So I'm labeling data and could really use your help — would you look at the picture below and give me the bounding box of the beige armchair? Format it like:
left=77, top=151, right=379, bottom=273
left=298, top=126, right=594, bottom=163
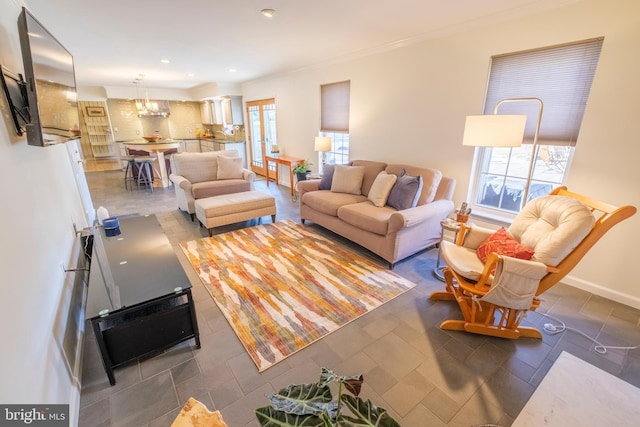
left=429, top=187, right=636, bottom=339
left=169, top=150, right=256, bottom=220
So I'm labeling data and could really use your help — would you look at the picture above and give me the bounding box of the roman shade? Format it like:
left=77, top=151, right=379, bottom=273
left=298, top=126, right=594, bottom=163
left=485, top=38, right=603, bottom=146
left=320, top=80, right=350, bottom=132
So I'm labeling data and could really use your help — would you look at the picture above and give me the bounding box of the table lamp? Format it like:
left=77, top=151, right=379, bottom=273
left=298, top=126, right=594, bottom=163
left=314, top=136, right=332, bottom=171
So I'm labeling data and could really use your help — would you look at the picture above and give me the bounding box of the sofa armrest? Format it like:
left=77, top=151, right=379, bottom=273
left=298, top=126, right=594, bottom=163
left=242, top=168, right=256, bottom=183
left=297, top=180, right=321, bottom=200
left=388, top=199, right=455, bottom=233
left=170, top=174, right=192, bottom=190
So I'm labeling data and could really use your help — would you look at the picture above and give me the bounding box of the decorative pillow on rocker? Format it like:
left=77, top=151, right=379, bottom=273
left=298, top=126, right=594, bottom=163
left=476, top=227, right=535, bottom=264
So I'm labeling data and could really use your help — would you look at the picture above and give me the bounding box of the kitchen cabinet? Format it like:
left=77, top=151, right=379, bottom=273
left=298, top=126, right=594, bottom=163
left=182, top=139, right=201, bottom=152
left=200, top=138, right=246, bottom=168
left=200, top=100, right=223, bottom=125
left=222, top=96, right=244, bottom=125
left=200, top=101, right=214, bottom=124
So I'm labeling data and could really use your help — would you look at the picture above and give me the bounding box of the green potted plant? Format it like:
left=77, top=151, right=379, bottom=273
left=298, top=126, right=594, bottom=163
left=292, top=160, right=312, bottom=181
left=255, top=367, right=401, bottom=427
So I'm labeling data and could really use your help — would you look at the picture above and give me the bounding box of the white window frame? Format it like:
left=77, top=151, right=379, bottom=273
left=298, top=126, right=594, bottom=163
left=319, top=131, right=350, bottom=166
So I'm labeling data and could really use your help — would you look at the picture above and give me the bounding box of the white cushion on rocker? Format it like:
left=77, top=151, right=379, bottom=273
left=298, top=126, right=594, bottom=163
left=508, top=195, right=595, bottom=267
left=441, top=240, right=487, bottom=282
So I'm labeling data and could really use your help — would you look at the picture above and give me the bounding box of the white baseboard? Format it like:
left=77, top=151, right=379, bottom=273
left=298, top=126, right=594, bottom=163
left=562, top=274, right=640, bottom=310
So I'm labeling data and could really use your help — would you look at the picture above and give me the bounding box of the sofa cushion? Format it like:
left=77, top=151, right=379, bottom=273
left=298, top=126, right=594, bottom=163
left=387, top=169, right=423, bottom=211
left=337, top=202, right=396, bottom=236
left=172, top=150, right=239, bottom=183
left=318, top=162, right=353, bottom=190
left=191, top=179, right=251, bottom=199
left=216, top=155, right=243, bottom=179
left=301, top=190, right=367, bottom=217
left=331, top=165, right=366, bottom=195
left=385, top=164, right=443, bottom=205
left=367, top=171, right=397, bottom=207
left=351, top=160, right=388, bottom=196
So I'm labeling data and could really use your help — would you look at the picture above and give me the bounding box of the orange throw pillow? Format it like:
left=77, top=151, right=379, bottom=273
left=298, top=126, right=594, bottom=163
left=477, top=227, right=535, bottom=264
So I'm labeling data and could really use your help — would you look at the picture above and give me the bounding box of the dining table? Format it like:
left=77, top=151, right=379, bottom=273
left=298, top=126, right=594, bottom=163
left=123, top=139, right=183, bottom=187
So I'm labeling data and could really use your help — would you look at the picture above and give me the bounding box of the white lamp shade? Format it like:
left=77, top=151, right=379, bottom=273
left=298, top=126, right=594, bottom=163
left=314, top=136, right=332, bottom=152
left=462, top=115, right=527, bottom=147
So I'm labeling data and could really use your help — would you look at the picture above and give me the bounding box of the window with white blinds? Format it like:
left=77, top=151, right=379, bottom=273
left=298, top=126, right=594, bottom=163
left=470, top=38, right=603, bottom=215
left=485, top=38, right=603, bottom=146
left=320, top=80, right=350, bottom=132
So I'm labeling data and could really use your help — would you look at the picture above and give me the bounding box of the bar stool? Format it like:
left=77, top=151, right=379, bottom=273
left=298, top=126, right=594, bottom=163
left=134, top=156, right=159, bottom=192
left=121, top=155, right=137, bottom=191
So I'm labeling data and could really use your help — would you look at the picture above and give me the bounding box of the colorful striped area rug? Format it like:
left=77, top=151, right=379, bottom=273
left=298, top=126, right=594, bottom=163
left=179, top=220, right=416, bottom=372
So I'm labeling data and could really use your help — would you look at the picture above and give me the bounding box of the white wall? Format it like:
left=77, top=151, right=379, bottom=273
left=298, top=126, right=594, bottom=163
left=242, top=0, right=640, bottom=308
left=0, top=2, right=637, bottom=421
left=0, top=0, right=89, bottom=423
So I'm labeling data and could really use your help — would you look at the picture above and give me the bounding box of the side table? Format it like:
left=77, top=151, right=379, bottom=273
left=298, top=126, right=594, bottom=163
left=264, top=155, right=304, bottom=197
left=433, top=218, right=465, bottom=281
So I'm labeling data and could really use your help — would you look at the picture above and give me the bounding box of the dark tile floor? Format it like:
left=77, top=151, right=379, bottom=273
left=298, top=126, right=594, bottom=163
left=79, top=169, right=640, bottom=427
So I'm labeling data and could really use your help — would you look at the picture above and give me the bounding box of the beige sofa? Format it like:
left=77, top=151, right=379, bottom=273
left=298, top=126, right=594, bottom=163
left=298, top=160, right=455, bottom=268
left=169, top=150, right=256, bottom=220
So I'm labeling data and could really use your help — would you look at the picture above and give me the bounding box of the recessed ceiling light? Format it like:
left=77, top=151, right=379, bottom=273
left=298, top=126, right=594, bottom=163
left=160, top=59, right=170, bottom=64
left=187, top=73, right=195, bottom=77
left=229, top=68, right=237, bottom=73
left=261, top=8, right=275, bottom=18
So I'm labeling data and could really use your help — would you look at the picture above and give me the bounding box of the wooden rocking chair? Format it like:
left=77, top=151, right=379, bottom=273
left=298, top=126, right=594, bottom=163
left=429, top=187, right=636, bottom=339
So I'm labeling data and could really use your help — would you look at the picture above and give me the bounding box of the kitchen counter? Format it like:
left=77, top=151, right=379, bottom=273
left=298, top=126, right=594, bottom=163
left=116, top=138, right=184, bottom=144
left=198, top=138, right=246, bottom=143
left=116, top=138, right=248, bottom=167
left=116, top=138, right=246, bottom=144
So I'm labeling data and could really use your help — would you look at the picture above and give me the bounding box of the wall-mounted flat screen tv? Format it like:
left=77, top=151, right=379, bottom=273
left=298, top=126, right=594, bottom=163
left=18, top=7, right=80, bottom=147
left=0, top=65, right=30, bottom=136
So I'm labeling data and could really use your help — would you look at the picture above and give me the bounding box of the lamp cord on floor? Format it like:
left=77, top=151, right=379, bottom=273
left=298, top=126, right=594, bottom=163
left=540, top=312, right=640, bottom=354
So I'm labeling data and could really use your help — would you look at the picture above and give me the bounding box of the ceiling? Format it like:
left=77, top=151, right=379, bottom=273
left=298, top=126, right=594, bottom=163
left=19, top=0, right=578, bottom=91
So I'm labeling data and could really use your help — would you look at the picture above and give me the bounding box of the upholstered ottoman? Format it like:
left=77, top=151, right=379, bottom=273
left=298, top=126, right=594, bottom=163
left=195, top=190, right=276, bottom=236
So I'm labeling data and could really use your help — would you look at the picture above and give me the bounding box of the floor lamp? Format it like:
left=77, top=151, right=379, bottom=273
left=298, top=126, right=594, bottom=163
left=314, top=136, right=332, bottom=172
left=464, top=97, right=543, bottom=209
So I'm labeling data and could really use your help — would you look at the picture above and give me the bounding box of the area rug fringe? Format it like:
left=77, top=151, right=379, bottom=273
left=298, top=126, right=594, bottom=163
left=180, top=220, right=416, bottom=371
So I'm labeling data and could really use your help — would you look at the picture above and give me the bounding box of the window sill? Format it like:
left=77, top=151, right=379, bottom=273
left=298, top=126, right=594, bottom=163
left=467, top=207, right=516, bottom=229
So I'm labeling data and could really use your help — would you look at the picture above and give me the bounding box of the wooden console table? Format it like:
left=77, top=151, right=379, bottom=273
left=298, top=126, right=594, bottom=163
left=264, top=155, right=304, bottom=196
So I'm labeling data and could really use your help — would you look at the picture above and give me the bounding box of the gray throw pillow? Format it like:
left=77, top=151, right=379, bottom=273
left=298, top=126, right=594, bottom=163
left=318, top=164, right=335, bottom=190
left=387, top=169, right=424, bottom=210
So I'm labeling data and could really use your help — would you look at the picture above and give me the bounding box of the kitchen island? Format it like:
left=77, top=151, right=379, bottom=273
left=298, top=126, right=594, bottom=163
left=122, top=139, right=183, bottom=187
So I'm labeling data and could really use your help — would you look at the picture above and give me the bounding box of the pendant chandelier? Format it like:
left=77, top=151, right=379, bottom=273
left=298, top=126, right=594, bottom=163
left=133, top=74, right=159, bottom=115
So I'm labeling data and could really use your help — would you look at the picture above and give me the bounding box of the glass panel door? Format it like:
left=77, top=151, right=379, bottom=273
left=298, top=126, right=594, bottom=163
left=246, top=98, right=276, bottom=178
